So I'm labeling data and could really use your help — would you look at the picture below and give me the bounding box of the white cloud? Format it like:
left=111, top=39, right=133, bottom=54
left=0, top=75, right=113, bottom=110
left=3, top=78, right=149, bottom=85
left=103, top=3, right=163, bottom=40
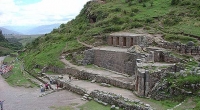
left=0, top=0, right=90, bottom=26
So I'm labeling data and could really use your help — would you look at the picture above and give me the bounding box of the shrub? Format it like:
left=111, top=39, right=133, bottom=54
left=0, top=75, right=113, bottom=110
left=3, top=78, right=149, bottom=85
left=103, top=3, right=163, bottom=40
left=171, top=0, right=180, bottom=5
left=131, top=8, right=139, bottom=13
left=111, top=16, right=124, bottom=24
left=163, top=16, right=182, bottom=26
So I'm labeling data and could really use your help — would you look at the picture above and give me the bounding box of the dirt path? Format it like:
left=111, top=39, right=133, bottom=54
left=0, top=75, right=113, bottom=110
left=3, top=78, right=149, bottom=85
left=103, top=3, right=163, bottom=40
left=77, top=37, right=93, bottom=48
left=0, top=57, right=86, bottom=110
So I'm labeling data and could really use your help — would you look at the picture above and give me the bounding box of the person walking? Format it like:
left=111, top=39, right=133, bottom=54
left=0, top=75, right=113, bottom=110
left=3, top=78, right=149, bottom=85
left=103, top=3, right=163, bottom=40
left=0, top=100, right=5, bottom=110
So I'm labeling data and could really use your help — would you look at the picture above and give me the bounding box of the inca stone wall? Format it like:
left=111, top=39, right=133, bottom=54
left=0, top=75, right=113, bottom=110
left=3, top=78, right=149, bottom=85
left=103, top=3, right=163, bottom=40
left=158, top=41, right=200, bottom=55
left=154, top=50, right=181, bottom=63
left=93, top=49, right=137, bottom=75
left=45, top=66, right=135, bottom=90
left=55, top=79, right=87, bottom=96
left=90, top=90, right=149, bottom=110
left=135, top=65, right=183, bottom=97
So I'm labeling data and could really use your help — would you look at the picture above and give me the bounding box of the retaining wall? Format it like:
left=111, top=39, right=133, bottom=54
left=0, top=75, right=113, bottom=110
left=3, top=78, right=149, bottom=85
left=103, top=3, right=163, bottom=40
left=45, top=66, right=135, bottom=90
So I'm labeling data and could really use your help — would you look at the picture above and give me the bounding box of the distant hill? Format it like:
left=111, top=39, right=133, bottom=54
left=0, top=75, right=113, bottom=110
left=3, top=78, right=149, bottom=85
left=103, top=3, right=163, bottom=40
left=4, top=24, right=61, bottom=35
left=24, top=24, right=61, bottom=35
left=0, top=29, right=23, bottom=56
left=0, top=27, right=22, bottom=35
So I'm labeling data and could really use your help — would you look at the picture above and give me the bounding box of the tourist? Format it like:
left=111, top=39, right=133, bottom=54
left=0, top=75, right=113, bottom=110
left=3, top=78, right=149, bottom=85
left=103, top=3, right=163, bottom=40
left=56, top=82, right=59, bottom=89
left=0, top=100, right=4, bottom=110
left=40, top=84, right=45, bottom=92
left=45, top=83, right=49, bottom=90
left=49, top=77, right=53, bottom=84
left=69, top=75, right=72, bottom=82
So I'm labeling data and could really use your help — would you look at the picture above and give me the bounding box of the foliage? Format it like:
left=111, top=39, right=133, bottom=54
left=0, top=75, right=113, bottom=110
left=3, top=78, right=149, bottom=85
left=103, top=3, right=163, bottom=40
left=5, top=56, right=37, bottom=87
left=164, top=34, right=198, bottom=44
left=78, top=100, right=122, bottom=110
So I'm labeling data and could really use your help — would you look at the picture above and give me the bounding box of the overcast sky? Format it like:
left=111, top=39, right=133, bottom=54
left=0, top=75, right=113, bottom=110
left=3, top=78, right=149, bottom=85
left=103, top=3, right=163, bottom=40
left=0, top=0, right=90, bottom=27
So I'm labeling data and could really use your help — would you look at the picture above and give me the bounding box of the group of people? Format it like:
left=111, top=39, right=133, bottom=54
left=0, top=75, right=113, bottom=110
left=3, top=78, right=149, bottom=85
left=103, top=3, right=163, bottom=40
left=40, top=82, right=51, bottom=92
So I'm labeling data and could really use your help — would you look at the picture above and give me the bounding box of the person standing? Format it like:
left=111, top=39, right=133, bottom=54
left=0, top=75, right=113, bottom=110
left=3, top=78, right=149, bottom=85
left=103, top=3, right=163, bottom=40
left=0, top=100, right=4, bottom=110
left=69, top=75, right=71, bottom=82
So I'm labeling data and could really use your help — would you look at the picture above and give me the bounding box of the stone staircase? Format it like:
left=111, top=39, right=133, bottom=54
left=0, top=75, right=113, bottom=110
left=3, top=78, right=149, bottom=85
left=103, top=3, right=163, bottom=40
left=41, top=74, right=154, bottom=110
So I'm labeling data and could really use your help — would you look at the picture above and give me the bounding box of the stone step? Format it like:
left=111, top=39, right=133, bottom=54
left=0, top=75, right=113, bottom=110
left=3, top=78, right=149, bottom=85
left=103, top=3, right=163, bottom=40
left=44, top=74, right=155, bottom=109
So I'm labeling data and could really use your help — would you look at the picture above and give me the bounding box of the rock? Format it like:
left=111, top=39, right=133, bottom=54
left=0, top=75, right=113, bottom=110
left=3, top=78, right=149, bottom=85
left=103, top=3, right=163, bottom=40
left=58, top=75, right=63, bottom=79
left=111, top=105, right=115, bottom=110
left=145, top=104, right=150, bottom=107
left=179, top=70, right=185, bottom=76
left=83, top=96, right=88, bottom=99
left=187, top=41, right=195, bottom=47
left=115, top=107, right=119, bottom=109
left=102, top=102, right=108, bottom=106
left=128, top=45, right=143, bottom=53
left=134, top=99, right=140, bottom=103
left=124, top=98, right=128, bottom=102
left=84, top=94, right=89, bottom=97
left=94, top=98, right=98, bottom=102
left=91, top=79, right=96, bottom=83
left=88, top=97, right=92, bottom=101
left=81, top=98, right=87, bottom=101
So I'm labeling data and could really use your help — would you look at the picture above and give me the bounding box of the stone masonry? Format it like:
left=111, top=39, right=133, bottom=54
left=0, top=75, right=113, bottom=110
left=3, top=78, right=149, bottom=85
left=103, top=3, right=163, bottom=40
left=107, top=32, right=147, bottom=48
left=94, top=49, right=137, bottom=76
left=82, top=48, right=137, bottom=76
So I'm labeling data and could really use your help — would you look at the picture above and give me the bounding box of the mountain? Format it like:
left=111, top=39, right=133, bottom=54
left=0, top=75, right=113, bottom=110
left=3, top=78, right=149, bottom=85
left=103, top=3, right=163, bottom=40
left=0, top=27, right=22, bottom=35
left=24, top=24, right=61, bottom=35
left=4, top=24, right=61, bottom=35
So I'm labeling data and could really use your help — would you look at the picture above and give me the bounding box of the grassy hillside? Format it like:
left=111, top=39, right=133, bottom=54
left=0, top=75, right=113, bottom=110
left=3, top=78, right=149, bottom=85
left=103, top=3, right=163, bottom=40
left=0, top=30, right=23, bottom=56
left=20, top=0, right=200, bottom=69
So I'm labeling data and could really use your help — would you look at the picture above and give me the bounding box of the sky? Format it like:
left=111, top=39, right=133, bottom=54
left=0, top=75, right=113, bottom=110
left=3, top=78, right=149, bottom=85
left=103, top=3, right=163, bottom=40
left=0, top=0, right=90, bottom=27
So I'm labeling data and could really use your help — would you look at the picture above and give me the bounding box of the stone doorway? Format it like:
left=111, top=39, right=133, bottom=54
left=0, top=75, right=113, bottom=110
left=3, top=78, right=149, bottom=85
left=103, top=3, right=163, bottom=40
left=131, top=38, right=133, bottom=46
left=116, top=37, right=119, bottom=45
left=111, top=37, right=113, bottom=45
left=159, top=52, right=164, bottom=62
left=123, top=37, right=126, bottom=46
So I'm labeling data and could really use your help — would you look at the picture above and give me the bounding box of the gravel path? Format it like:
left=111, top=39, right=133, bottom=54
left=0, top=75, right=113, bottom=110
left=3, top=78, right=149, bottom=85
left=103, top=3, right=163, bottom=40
left=0, top=57, right=86, bottom=110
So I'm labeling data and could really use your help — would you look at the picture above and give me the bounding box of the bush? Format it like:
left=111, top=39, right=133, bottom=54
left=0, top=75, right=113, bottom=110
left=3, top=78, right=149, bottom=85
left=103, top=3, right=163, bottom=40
left=163, top=16, right=182, bottom=26
left=103, top=26, right=121, bottom=33
left=111, top=16, right=124, bottom=24
left=171, top=0, right=180, bottom=5
left=131, top=8, right=139, bottom=13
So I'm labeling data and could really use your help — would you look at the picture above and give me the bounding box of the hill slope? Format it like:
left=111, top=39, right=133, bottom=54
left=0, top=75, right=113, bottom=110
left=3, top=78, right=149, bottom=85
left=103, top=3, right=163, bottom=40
left=21, top=0, right=200, bottom=68
left=19, top=0, right=200, bottom=109
left=0, top=30, right=23, bottom=56
left=0, top=27, right=22, bottom=35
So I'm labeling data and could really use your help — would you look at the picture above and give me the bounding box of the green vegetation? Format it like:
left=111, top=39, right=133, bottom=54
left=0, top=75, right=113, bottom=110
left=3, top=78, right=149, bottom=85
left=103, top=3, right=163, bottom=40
left=49, top=106, right=73, bottom=110
left=78, top=100, right=122, bottom=110
left=5, top=56, right=37, bottom=88
left=3, top=55, right=15, bottom=64
left=0, top=30, right=23, bottom=56
left=148, top=99, right=179, bottom=109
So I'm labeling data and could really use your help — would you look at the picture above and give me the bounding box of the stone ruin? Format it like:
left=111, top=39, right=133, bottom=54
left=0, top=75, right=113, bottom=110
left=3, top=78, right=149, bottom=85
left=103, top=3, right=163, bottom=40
left=81, top=32, right=187, bottom=97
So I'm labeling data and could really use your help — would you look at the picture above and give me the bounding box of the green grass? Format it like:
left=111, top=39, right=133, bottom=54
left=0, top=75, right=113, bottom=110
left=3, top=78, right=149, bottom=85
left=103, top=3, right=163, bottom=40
left=164, top=34, right=198, bottom=44
left=49, top=106, right=73, bottom=110
left=147, top=99, right=179, bottom=110
left=0, top=46, right=13, bottom=56
left=6, top=60, right=37, bottom=88
left=3, top=56, right=15, bottom=64
left=78, top=100, right=122, bottom=110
